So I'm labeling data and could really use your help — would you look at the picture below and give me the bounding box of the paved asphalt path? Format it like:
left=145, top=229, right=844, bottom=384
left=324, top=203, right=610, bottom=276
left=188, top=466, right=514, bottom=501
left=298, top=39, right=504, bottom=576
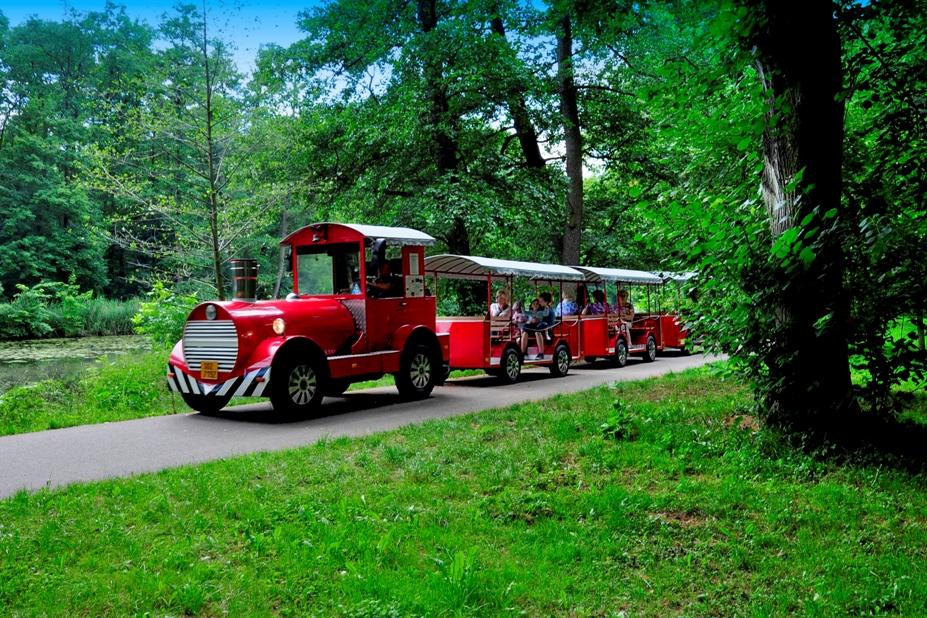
left=0, top=353, right=720, bottom=498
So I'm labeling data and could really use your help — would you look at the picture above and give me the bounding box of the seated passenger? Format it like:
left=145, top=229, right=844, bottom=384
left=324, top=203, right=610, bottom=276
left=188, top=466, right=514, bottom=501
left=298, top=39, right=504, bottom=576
left=520, top=298, right=548, bottom=359
left=582, top=289, right=609, bottom=315
left=511, top=300, right=527, bottom=333
left=539, top=292, right=556, bottom=341
left=490, top=290, right=511, bottom=317
left=616, top=289, right=634, bottom=324
left=555, top=291, right=578, bottom=317
left=367, top=261, right=403, bottom=298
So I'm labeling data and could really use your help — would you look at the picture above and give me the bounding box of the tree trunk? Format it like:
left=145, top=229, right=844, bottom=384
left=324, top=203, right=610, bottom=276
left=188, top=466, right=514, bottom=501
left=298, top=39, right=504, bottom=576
left=490, top=17, right=545, bottom=169
left=272, top=200, right=289, bottom=299
left=202, top=4, right=225, bottom=300
left=417, top=0, right=457, bottom=175
left=753, top=0, right=856, bottom=429
left=418, top=0, right=472, bottom=261
left=557, top=15, right=583, bottom=266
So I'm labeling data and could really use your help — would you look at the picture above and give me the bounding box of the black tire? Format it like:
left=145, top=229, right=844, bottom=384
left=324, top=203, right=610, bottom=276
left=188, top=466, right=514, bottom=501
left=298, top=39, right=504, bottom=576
left=395, top=343, right=439, bottom=400
left=642, top=335, right=657, bottom=363
left=612, top=338, right=628, bottom=368
left=498, top=347, right=522, bottom=384
left=181, top=392, right=232, bottom=414
left=269, top=353, right=326, bottom=416
left=549, top=343, right=571, bottom=377
left=325, top=378, right=351, bottom=397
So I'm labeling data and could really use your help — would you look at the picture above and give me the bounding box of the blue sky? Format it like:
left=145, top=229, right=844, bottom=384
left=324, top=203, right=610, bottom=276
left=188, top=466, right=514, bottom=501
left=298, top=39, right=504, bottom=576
left=1, top=0, right=316, bottom=71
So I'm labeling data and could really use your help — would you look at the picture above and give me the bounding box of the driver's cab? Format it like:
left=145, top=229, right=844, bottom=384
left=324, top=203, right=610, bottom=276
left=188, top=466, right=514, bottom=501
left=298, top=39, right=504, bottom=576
left=282, top=223, right=436, bottom=353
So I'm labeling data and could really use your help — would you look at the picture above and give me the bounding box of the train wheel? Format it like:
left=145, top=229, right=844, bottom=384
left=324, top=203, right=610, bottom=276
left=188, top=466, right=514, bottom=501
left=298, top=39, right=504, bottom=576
left=270, top=354, right=325, bottom=416
left=549, top=343, right=571, bottom=377
left=396, top=344, right=438, bottom=400
left=498, top=347, right=522, bottom=384
left=325, top=378, right=351, bottom=397
left=611, top=338, right=628, bottom=368
left=642, top=335, right=657, bottom=363
left=181, top=392, right=232, bottom=414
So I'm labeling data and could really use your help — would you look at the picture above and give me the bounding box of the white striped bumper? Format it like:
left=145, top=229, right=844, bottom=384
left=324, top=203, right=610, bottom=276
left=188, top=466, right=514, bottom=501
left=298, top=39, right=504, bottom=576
left=167, top=364, right=272, bottom=398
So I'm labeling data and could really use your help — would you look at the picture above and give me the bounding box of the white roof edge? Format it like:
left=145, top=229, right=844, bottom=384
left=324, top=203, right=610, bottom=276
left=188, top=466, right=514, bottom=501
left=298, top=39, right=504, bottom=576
left=282, top=223, right=436, bottom=247
left=425, top=255, right=586, bottom=281
left=335, top=223, right=437, bottom=246
left=572, top=266, right=664, bottom=285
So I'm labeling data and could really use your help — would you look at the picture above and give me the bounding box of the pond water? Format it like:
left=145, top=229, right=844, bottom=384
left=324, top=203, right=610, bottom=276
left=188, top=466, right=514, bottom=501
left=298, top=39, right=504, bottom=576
left=0, top=335, right=151, bottom=394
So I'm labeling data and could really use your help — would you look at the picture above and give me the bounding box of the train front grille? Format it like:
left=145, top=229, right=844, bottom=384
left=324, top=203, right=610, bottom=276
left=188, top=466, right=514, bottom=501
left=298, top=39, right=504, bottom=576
left=182, top=320, right=239, bottom=372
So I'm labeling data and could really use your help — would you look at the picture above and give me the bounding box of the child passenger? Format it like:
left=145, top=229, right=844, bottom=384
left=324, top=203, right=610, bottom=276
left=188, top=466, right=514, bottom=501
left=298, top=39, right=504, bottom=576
left=511, top=300, right=527, bottom=334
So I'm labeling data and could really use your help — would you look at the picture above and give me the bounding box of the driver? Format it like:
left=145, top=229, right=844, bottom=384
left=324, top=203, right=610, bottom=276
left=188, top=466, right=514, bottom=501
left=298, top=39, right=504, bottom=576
left=368, top=260, right=403, bottom=298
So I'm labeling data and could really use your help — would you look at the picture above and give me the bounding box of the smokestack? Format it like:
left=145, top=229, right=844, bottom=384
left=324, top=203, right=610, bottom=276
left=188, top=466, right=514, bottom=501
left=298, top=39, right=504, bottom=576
left=231, top=258, right=259, bottom=302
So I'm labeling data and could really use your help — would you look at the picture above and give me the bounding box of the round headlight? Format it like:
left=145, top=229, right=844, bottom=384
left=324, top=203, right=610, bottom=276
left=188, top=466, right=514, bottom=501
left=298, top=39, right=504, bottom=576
left=273, top=318, right=286, bottom=335
left=204, top=304, right=218, bottom=320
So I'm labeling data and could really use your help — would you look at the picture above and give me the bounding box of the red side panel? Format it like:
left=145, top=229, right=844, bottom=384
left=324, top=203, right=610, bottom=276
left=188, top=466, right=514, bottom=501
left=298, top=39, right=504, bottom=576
left=436, top=319, right=490, bottom=369
left=581, top=316, right=609, bottom=357
left=658, top=314, right=684, bottom=348
left=553, top=317, right=582, bottom=359
left=437, top=332, right=450, bottom=362
left=329, top=351, right=401, bottom=378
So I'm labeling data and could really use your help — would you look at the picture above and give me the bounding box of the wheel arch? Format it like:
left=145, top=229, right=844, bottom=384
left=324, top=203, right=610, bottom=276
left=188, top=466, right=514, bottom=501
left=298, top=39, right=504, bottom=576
left=392, top=324, right=440, bottom=356
left=272, top=336, right=330, bottom=381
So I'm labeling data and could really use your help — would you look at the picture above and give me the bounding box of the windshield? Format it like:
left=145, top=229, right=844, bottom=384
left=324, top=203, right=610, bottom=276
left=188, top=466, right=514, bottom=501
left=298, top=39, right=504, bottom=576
left=296, top=243, right=362, bottom=296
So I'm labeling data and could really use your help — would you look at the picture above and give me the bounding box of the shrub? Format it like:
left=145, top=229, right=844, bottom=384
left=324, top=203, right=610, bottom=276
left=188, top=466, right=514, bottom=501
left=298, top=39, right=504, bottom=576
left=133, top=282, right=198, bottom=347
left=0, top=277, right=141, bottom=340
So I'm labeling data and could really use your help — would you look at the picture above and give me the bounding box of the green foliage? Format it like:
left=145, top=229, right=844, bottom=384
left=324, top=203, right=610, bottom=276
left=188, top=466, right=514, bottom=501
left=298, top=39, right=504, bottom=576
left=0, top=277, right=137, bottom=340
left=132, top=282, right=198, bottom=348
left=599, top=398, right=639, bottom=441
left=0, top=6, right=156, bottom=298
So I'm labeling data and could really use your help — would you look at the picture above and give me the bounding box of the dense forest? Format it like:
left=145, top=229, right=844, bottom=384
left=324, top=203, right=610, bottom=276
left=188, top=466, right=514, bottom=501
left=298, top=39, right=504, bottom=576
left=0, top=0, right=925, bottom=439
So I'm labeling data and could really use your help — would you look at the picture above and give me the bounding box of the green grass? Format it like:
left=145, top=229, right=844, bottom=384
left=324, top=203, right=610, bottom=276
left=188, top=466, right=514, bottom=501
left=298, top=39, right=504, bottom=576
left=0, top=351, right=178, bottom=436
left=0, top=350, right=486, bottom=437
left=2, top=368, right=927, bottom=616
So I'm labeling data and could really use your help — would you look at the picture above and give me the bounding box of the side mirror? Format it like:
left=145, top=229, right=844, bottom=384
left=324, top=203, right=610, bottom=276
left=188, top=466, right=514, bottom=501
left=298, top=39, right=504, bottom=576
left=285, top=246, right=293, bottom=274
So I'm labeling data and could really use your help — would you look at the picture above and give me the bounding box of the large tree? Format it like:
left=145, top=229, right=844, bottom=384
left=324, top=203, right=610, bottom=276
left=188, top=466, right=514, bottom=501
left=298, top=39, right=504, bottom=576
left=748, top=0, right=857, bottom=428
left=87, top=3, right=274, bottom=299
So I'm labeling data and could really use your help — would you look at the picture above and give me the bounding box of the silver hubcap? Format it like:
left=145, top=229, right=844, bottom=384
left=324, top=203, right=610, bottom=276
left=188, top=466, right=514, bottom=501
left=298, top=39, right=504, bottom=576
left=618, top=343, right=627, bottom=364
left=505, top=352, right=520, bottom=380
left=557, top=350, right=569, bottom=373
left=648, top=339, right=656, bottom=359
left=410, top=353, right=431, bottom=389
left=288, top=364, right=317, bottom=405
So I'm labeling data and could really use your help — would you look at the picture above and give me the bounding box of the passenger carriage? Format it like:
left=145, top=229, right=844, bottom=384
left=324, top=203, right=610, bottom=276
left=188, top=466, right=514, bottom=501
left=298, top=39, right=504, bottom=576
left=423, top=255, right=587, bottom=383
left=652, top=271, right=703, bottom=354
left=571, top=267, right=666, bottom=365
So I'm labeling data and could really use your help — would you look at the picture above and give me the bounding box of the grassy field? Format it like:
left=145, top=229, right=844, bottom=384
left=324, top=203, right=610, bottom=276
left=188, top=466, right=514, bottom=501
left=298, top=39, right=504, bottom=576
left=2, top=367, right=926, bottom=616
left=0, top=350, right=481, bottom=437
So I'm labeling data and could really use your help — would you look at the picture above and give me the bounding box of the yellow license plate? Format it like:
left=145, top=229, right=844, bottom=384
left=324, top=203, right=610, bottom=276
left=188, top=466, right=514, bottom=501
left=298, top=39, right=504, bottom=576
left=200, top=361, right=219, bottom=380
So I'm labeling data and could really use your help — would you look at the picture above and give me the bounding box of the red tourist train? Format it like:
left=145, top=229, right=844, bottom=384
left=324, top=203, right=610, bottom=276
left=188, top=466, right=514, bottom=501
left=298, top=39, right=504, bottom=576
left=166, top=223, right=698, bottom=413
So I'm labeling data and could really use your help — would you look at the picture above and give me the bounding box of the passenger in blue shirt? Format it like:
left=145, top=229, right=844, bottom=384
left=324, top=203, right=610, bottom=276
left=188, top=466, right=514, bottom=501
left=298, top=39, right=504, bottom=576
left=555, top=291, right=578, bottom=317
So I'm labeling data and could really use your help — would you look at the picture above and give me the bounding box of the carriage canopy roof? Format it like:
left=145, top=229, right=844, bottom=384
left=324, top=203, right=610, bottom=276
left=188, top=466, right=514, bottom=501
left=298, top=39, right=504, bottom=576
left=571, top=266, right=664, bottom=285
left=424, top=255, right=586, bottom=282
left=281, top=223, right=437, bottom=247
